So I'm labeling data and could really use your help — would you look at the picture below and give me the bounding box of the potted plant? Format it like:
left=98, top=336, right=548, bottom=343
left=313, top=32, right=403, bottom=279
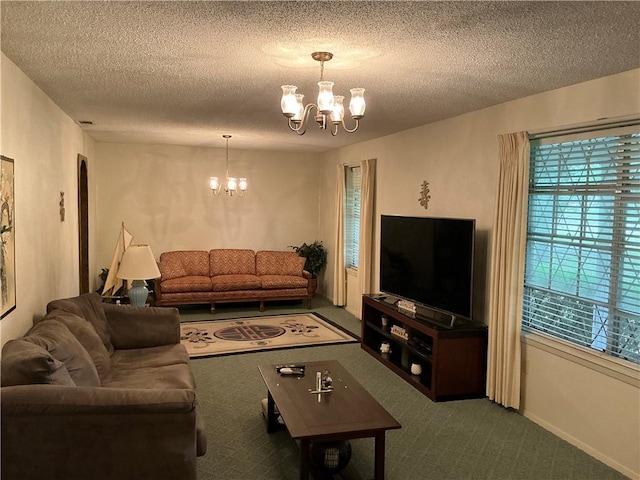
left=289, top=240, right=328, bottom=297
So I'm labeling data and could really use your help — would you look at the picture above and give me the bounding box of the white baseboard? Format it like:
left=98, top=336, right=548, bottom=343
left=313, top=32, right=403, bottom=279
left=522, top=409, right=639, bottom=480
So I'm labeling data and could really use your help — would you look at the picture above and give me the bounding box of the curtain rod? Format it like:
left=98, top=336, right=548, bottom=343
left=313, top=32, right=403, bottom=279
left=528, top=115, right=640, bottom=140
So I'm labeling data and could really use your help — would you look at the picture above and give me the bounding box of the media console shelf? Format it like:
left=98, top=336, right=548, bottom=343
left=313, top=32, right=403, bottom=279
left=361, top=294, right=488, bottom=402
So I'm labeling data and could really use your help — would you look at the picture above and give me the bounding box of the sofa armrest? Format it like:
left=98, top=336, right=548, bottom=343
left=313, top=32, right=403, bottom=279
left=103, top=304, right=180, bottom=349
left=1, top=385, right=198, bottom=480
left=155, top=271, right=165, bottom=301
left=303, top=270, right=312, bottom=280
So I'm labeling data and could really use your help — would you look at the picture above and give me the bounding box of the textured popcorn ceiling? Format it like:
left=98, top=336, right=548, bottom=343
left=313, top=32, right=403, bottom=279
left=2, top=1, right=639, bottom=152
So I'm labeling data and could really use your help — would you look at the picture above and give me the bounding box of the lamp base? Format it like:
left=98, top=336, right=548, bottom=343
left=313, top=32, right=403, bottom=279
left=128, top=280, right=149, bottom=307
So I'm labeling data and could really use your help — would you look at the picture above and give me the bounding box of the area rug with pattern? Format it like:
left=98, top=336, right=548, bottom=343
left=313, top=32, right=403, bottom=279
left=180, top=313, right=358, bottom=358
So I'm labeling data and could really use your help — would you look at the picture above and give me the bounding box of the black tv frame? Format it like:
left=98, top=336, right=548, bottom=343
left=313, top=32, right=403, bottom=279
left=378, top=215, right=475, bottom=327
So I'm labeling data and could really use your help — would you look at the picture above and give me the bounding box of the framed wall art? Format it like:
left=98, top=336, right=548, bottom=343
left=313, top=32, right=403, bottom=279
left=1, top=155, right=16, bottom=318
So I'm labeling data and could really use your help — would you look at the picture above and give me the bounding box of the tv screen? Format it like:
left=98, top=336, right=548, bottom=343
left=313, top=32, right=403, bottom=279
left=380, top=215, right=475, bottom=320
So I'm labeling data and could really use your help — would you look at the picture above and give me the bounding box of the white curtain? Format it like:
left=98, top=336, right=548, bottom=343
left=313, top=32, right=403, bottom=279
left=358, top=159, right=376, bottom=298
left=486, top=131, right=530, bottom=409
left=332, top=164, right=346, bottom=306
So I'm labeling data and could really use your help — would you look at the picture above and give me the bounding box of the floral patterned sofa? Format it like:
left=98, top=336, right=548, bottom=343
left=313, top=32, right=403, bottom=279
left=154, top=249, right=313, bottom=312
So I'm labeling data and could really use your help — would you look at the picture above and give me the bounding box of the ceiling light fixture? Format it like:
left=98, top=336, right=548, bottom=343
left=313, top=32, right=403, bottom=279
left=210, top=135, right=247, bottom=197
left=280, top=52, right=365, bottom=136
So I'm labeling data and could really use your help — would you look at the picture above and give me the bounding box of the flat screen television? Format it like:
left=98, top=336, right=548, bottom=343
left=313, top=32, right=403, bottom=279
left=379, top=215, right=475, bottom=322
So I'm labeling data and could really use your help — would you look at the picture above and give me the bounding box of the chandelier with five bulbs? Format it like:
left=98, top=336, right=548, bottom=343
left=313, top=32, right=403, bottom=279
left=210, top=135, right=247, bottom=197
left=280, top=52, right=366, bottom=136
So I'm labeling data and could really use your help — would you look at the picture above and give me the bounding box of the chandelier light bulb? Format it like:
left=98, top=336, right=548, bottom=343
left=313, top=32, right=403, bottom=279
left=293, top=94, right=305, bottom=122
left=331, top=95, right=345, bottom=124
left=227, top=177, right=237, bottom=192
left=209, top=177, right=222, bottom=195
left=349, top=88, right=366, bottom=118
left=317, top=81, right=335, bottom=114
left=280, top=85, right=299, bottom=117
left=238, top=178, right=248, bottom=191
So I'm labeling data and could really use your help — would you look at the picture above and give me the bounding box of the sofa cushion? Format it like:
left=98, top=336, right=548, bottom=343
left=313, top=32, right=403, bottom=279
left=160, top=276, right=212, bottom=293
left=260, top=274, right=309, bottom=290
left=101, top=363, right=196, bottom=390
left=43, top=310, right=111, bottom=381
left=25, top=320, right=100, bottom=387
left=159, top=250, right=210, bottom=281
left=0, top=340, right=75, bottom=387
left=110, top=344, right=190, bottom=371
left=211, top=274, right=261, bottom=292
left=46, top=292, right=114, bottom=355
left=210, top=249, right=256, bottom=276
left=256, top=251, right=306, bottom=276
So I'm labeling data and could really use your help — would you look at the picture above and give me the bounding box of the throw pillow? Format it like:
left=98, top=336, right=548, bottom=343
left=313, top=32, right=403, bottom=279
left=25, top=319, right=100, bottom=387
left=46, top=293, right=114, bottom=355
left=1, top=339, right=75, bottom=386
left=44, top=309, right=111, bottom=381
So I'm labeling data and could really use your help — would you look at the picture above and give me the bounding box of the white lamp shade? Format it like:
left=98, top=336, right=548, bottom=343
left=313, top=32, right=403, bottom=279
left=330, top=95, right=345, bottom=124
left=317, top=81, right=335, bottom=114
left=281, top=85, right=299, bottom=116
left=349, top=88, right=366, bottom=118
left=117, top=244, right=161, bottom=281
left=293, top=94, right=305, bottom=122
left=238, top=178, right=248, bottom=191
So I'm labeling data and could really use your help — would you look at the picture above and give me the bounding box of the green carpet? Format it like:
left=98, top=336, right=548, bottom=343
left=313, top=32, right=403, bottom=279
left=179, top=298, right=627, bottom=480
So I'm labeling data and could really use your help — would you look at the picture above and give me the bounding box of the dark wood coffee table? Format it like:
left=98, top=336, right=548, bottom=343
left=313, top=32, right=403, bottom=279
left=258, top=360, right=401, bottom=480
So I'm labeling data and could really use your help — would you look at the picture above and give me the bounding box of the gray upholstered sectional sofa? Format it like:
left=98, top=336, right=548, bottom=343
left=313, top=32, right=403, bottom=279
left=0, top=293, right=206, bottom=480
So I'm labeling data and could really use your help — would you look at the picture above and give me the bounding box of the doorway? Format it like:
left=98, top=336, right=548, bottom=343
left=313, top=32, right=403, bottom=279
left=78, top=155, right=89, bottom=294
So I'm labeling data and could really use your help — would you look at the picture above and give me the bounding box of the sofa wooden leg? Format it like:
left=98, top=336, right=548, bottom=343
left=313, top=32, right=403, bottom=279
left=307, top=297, right=312, bottom=309
left=210, top=303, right=216, bottom=314
left=259, top=300, right=265, bottom=312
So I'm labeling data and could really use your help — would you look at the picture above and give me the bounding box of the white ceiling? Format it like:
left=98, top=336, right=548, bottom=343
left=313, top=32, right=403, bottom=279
left=2, top=1, right=639, bottom=153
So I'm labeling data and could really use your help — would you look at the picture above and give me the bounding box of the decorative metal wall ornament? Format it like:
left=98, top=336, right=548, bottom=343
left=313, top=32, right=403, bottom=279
left=59, top=192, right=65, bottom=222
left=418, top=180, right=431, bottom=209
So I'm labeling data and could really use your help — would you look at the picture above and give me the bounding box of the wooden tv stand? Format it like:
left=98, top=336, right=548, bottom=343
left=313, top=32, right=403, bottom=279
left=361, top=294, right=488, bottom=402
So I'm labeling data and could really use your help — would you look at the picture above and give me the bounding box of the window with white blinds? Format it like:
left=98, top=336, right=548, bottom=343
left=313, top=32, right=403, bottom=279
left=345, top=166, right=362, bottom=269
left=523, top=128, right=640, bottom=365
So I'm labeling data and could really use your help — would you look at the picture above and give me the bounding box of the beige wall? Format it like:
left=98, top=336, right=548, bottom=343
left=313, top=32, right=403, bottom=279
left=93, top=142, right=323, bottom=273
left=0, top=53, right=96, bottom=346
left=318, top=68, right=640, bottom=478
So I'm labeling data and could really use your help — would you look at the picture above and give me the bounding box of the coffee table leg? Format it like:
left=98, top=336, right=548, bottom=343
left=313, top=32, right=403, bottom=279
left=266, top=391, right=279, bottom=434
left=300, top=438, right=310, bottom=480
left=374, top=432, right=386, bottom=480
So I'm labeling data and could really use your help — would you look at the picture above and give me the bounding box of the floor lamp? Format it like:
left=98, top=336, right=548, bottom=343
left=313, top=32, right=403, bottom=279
left=116, top=244, right=161, bottom=307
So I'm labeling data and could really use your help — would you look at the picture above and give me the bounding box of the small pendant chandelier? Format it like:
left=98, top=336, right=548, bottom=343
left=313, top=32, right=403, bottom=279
left=280, top=52, right=366, bottom=136
left=210, top=135, right=247, bottom=196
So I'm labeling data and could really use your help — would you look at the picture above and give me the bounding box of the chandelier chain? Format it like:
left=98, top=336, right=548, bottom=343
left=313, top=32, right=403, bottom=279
left=225, top=136, right=229, bottom=178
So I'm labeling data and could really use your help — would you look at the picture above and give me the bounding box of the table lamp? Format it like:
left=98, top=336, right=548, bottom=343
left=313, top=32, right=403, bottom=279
left=116, top=244, right=161, bottom=307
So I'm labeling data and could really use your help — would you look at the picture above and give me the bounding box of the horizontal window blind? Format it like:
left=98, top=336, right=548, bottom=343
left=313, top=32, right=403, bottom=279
left=345, top=166, right=362, bottom=269
left=523, top=130, right=640, bottom=365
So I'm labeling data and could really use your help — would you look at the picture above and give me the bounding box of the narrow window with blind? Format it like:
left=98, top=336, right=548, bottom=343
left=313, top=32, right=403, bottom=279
left=345, top=166, right=362, bottom=269
left=523, top=127, right=640, bottom=365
